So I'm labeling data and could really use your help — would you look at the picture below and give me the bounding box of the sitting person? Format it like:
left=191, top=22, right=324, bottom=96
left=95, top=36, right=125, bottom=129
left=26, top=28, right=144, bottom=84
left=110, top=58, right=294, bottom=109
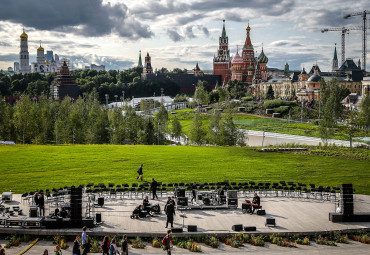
left=133, top=205, right=147, bottom=218
left=143, top=196, right=152, bottom=214
left=60, top=207, right=68, bottom=218
left=250, top=193, right=261, bottom=214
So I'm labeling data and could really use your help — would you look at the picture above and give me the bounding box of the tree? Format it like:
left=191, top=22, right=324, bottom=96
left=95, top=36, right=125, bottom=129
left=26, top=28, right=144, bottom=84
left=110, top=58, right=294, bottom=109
left=207, top=110, right=222, bottom=145
left=138, top=118, right=155, bottom=145
left=358, top=93, right=370, bottom=129
left=194, top=84, right=209, bottom=105
left=171, top=116, right=182, bottom=140
left=189, top=113, right=206, bottom=145
left=12, top=96, right=35, bottom=143
left=155, top=103, right=169, bottom=144
left=27, top=80, right=49, bottom=95
left=319, top=78, right=350, bottom=140
left=219, top=114, right=244, bottom=146
left=228, top=79, right=245, bottom=99
left=0, top=98, right=11, bottom=140
left=266, top=85, right=274, bottom=100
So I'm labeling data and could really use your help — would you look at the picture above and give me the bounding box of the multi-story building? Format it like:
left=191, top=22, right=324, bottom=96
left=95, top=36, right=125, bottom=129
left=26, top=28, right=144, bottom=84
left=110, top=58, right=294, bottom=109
left=31, top=42, right=58, bottom=74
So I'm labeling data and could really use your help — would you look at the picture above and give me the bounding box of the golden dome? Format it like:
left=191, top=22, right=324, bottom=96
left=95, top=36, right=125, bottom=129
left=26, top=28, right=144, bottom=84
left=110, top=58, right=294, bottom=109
left=246, top=25, right=251, bottom=31
left=45, top=59, right=49, bottom=64
left=20, top=30, right=28, bottom=39
left=37, top=41, right=44, bottom=51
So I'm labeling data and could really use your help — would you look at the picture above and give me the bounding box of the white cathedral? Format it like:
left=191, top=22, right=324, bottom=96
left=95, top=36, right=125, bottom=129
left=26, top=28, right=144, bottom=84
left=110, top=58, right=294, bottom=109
left=19, top=28, right=58, bottom=74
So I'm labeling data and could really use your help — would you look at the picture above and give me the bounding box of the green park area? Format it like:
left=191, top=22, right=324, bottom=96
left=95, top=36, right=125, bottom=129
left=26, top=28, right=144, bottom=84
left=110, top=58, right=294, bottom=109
left=0, top=144, right=369, bottom=194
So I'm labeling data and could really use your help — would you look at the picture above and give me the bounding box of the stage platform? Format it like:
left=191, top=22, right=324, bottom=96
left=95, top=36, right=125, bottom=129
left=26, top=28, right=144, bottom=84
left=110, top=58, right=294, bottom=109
left=0, top=193, right=369, bottom=237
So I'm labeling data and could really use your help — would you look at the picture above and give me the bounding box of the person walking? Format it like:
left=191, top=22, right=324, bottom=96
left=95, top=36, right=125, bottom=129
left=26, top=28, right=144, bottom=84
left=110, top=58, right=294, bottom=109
left=81, top=226, right=90, bottom=255
left=38, top=192, right=45, bottom=217
left=43, top=249, right=49, bottom=255
left=151, top=178, right=158, bottom=200
left=163, top=230, right=172, bottom=255
left=136, top=164, right=143, bottom=180
left=191, top=182, right=197, bottom=203
left=101, top=236, right=110, bottom=255
left=72, top=236, right=81, bottom=255
left=121, top=235, right=128, bottom=255
left=165, top=200, right=175, bottom=228
left=109, top=239, right=119, bottom=255
left=54, top=245, right=62, bottom=255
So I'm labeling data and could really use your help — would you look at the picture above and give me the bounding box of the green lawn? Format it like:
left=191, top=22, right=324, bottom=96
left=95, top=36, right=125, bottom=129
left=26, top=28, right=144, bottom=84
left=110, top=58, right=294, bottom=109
left=0, top=145, right=369, bottom=194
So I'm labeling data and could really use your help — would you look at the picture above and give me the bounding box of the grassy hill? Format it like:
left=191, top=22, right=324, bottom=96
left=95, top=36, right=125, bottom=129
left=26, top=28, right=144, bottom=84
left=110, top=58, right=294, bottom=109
left=0, top=145, right=369, bottom=194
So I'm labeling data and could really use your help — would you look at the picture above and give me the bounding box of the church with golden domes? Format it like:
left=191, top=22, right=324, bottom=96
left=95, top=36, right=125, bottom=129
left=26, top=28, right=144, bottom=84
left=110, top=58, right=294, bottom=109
left=31, top=41, right=58, bottom=74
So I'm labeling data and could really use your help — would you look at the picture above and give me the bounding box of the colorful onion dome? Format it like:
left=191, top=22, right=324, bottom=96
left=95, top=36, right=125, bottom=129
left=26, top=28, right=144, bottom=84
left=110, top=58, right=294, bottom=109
left=231, top=48, right=243, bottom=64
left=257, top=48, right=268, bottom=63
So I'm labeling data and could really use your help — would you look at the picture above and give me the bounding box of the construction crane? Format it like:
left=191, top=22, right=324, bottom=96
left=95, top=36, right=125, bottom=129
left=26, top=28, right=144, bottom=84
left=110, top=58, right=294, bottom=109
left=321, top=26, right=362, bottom=65
left=344, top=10, right=370, bottom=72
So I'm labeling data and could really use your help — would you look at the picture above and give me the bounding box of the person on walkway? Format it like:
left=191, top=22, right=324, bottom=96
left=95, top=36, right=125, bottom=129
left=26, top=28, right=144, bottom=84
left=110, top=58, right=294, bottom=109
left=43, top=249, right=49, bottom=255
left=38, top=192, right=45, bottom=217
left=72, top=236, right=81, bottom=255
left=0, top=248, right=5, bottom=255
left=121, top=235, right=128, bottom=255
left=143, top=196, right=151, bottom=215
left=54, top=245, right=62, bottom=255
left=191, top=182, right=197, bottom=203
left=136, top=164, right=143, bottom=180
left=81, top=226, right=90, bottom=255
left=109, top=239, right=119, bottom=255
left=151, top=178, right=158, bottom=200
left=101, top=236, right=110, bottom=255
left=34, top=192, right=39, bottom=206
left=164, top=230, right=172, bottom=255
left=165, top=200, right=175, bottom=228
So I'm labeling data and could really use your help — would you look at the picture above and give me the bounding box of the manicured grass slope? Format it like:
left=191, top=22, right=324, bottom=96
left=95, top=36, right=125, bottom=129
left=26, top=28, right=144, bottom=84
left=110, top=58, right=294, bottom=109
left=0, top=145, right=369, bottom=194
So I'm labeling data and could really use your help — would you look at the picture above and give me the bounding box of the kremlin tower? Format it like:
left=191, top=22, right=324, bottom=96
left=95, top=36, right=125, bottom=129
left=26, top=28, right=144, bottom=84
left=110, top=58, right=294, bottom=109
left=143, top=52, right=153, bottom=74
left=19, top=28, right=29, bottom=74
left=213, top=20, right=231, bottom=83
left=242, top=23, right=255, bottom=84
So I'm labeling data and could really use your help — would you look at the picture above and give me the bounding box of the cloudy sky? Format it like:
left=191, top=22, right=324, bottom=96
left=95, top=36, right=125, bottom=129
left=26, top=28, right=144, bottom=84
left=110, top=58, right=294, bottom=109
left=0, top=0, right=368, bottom=72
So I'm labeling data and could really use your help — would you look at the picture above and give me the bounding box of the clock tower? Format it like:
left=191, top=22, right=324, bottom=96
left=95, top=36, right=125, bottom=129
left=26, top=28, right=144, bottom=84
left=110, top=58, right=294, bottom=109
left=213, top=20, right=231, bottom=83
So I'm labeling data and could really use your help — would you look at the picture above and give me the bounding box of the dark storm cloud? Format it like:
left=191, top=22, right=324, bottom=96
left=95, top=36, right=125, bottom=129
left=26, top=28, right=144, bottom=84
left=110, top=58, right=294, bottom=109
left=0, top=42, right=11, bottom=47
left=133, top=0, right=296, bottom=22
left=167, top=29, right=184, bottom=42
left=0, top=0, right=153, bottom=39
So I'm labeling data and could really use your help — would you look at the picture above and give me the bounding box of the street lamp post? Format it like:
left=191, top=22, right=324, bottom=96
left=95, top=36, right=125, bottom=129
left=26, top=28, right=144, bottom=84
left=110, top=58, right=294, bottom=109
left=105, top=94, right=109, bottom=107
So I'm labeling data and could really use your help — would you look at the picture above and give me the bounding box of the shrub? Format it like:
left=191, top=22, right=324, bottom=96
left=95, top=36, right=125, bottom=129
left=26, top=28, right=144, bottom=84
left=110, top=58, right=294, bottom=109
left=263, top=99, right=296, bottom=109
left=339, top=235, right=349, bottom=244
left=190, top=242, right=202, bottom=252
left=60, top=239, right=69, bottom=250
left=152, top=238, right=161, bottom=248
left=273, top=106, right=289, bottom=115
left=360, top=234, right=369, bottom=244
left=89, top=238, right=101, bottom=253
left=242, top=96, right=253, bottom=102
left=250, top=235, right=265, bottom=246
left=205, top=236, right=220, bottom=248
left=131, top=237, right=146, bottom=249
left=315, top=235, right=336, bottom=246
left=225, top=238, right=231, bottom=245
left=296, top=237, right=310, bottom=245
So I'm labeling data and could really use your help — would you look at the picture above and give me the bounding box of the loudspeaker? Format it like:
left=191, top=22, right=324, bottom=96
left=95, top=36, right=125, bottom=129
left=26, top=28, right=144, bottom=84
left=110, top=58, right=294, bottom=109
left=232, top=224, right=243, bottom=231
left=29, top=206, right=38, bottom=217
left=98, top=197, right=104, bottom=206
left=242, top=203, right=251, bottom=210
left=266, top=218, right=276, bottom=226
left=188, top=225, right=197, bottom=232
left=228, top=190, right=238, bottom=198
left=244, top=226, right=257, bottom=231
left=82, top=218, right=94, bottom=228
left=176, top=188, right=185, bottom=198
left=203, top=197, right=211, bottom=206
left=257, top=209, right=266, bottom=215
left=171, top=227, right=183, bottom=233
left=228, top=198, right=238, bottom=206
left=96, top=213, right=102, bottom=223
left=177, top=197, right=188, bottom=207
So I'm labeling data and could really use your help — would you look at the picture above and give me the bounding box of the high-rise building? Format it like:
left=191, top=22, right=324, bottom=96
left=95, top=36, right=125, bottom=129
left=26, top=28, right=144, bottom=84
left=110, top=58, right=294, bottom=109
left=46, top=50, right=54, bottom=62
left=213, top=20, right=231, bottom=83
left=19, top=28, right=30, bottom=74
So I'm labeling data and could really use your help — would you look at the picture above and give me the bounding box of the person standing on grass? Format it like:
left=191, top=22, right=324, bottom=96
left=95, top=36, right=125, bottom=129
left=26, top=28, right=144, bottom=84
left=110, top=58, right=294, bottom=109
left=121, top=235, right=128, bottom=255
left=164, top=230, right=172, bottom=255
left=72, top=236, right=81, bottom=255
left=151, top=178, right=158, bottom=200
left=136, top=164, right=143, bottom=180
left=165, top=200, right=175, bottom=228
left=81, top=226, right=90, bottom=255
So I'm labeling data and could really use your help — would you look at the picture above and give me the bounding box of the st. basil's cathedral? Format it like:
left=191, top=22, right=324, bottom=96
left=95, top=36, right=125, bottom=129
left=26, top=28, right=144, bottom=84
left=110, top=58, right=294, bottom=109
left=213, top=20, right=269, bottom=87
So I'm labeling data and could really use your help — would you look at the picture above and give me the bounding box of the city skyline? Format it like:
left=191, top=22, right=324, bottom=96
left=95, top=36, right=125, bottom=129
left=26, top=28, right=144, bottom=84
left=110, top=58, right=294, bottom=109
left=0, top=0, right=368, bottom=72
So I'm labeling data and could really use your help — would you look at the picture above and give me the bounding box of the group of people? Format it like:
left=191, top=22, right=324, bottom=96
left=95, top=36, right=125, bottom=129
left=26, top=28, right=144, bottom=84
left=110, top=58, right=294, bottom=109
left=100, top=235, right=128, bottom=255
left=34, top=192, right=45, bottom=216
